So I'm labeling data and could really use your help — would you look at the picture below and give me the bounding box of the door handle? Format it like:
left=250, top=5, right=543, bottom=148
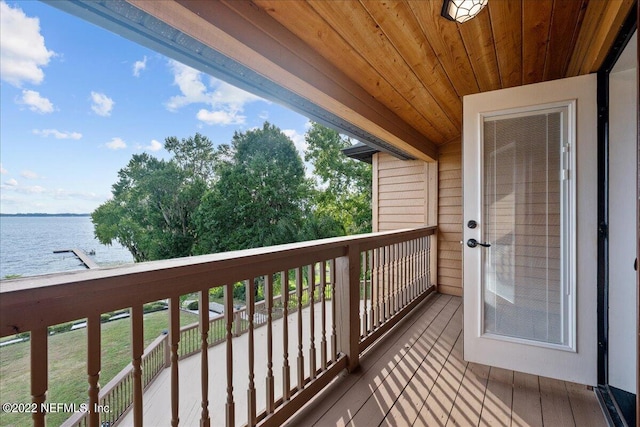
left=467, top=239, right=491, bottom=248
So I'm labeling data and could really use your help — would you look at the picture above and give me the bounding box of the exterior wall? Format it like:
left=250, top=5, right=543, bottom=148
left=373, top=151, right=462, bottom=297
left=372, top=153, right=434, bottom=232
left=437, top=140, right=463, bottom=296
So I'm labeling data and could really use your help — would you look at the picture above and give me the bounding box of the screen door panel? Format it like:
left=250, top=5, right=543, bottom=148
left=482, top=109, right=569, bottom=347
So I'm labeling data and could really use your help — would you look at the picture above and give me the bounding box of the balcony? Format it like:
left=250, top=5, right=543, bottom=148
left=2, top=226, right=462, bottom=427
left=1, top=224, right=606, bottom=426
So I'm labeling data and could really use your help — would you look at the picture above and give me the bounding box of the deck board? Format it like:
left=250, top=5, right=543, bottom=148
left=511, top=371, right=543, bottom=427
left=354, top=299, right=461, bottom=426
left=539, top=375, right=575, bottom=426
left=293, top=295, right=455, bottom=426
left=119, top=293, right=605, bottom=427
left=286, top=294, right=606, bottom=427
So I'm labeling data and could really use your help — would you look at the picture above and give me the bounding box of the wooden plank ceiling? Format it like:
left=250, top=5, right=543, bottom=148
left=137, top=0, right=635, bottom=160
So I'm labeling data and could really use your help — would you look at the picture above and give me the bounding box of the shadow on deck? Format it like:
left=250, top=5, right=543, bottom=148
left=284, top=294, right=606, bottom=427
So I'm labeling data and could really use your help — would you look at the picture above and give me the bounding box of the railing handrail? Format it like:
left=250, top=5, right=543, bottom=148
left=0, top=226, right=436, bottom=337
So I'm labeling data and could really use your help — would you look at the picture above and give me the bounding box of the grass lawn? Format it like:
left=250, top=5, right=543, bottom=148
left=0, top=309, right=198, bottom=427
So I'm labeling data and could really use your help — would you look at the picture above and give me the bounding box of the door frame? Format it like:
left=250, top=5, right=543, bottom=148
left=595, top=6, right=637, bottom=425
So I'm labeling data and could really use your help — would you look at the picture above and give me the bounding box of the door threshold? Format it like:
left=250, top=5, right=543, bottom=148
left=596, top=385, right=636, bottom=427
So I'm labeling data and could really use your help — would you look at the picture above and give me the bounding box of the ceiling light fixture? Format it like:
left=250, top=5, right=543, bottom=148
left=441, top=0, right=488, bottom=23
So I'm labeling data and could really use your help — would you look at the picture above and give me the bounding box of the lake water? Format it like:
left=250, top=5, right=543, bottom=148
left=0, top=216, right=134, bottom=278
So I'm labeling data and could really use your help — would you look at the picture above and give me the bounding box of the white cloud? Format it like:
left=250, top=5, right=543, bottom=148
left=165, top=60, right=262, bottom=125
left=133, top=56, right=147, bottom=77
left=283, top=129, right=307, bottom=155
left=0, top=181, right=45, bottom=194
left=90, top=91, right=114, bottom=117
left=106, top=137, right=126, bottom=150
left=20, top=170, right=39, bottom=180
left=33, top=129, right=82, bottom=139
left=0, top=1, right=55, bottom=87
left=144, top=139, right=163, bottom=152
left=17, top=89, right=54, bottom=113
left=0, top=164, right=7, bottom=174
left=196, top=109, right=245, bottom=125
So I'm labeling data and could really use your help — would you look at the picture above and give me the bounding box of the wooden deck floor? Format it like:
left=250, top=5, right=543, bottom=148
left=284, top=294, right=606, bottom=427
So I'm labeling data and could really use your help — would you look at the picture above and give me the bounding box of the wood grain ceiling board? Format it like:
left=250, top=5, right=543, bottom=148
left=457, top=10, right=502, bottom=92
left=588, top=0, right=636, bottom=72
left=522, top=0, right=553, bottom=85
left=488, top=0, right=523, bottom=88
left=360, top=1, right=464, bottom=124
left=405, top=0, right=480, bottom=97
left=543, top=0, right=588, bottom=81
left=255, top=0, right=450, bottom=145
left=567, top=0, right=611, bottom=76
left=567, top=0, right=634, bottom=76
left=306, top=0, right=460, bottom=140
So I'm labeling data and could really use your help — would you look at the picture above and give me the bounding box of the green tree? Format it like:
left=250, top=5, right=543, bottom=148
left=164, top=132, right=217, bottom=183
left=194, top=122, right=309, bottom=254
left=304, top=123, right=372, bottom=234
left=92, top=134, right=214, bottom=262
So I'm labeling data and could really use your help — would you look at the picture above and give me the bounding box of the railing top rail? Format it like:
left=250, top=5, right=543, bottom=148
left=0, top=226, right=435, bottom=337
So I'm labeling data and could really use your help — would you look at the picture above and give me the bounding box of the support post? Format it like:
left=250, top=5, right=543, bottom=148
left=335, top=243, right=361, bottom=372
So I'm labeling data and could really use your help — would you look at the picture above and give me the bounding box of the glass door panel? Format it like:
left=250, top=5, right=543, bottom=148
left=482, top=108, right=570, bottom=348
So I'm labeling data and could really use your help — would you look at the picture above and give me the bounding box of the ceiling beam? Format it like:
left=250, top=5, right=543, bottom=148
left=129, top=0, right=438, bottom=161
left=567, top=0, right=636, bottom=76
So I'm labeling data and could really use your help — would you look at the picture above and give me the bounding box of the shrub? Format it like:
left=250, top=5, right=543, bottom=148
left=187, top=300, right=198, bottom=310
left=143, top=301, right=168, bottom=313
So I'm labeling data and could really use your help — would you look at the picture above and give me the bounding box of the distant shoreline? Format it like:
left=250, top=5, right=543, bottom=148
left=0, top=213, right=90, bottom=217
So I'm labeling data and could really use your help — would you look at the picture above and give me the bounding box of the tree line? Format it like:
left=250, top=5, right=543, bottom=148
left=91, top=122, right=371, bottom=262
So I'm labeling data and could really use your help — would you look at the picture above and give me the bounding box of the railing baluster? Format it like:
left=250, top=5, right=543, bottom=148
left=296, top=267, right=304, bottom=390
left=416, top=238, right=421, bottom=292
left=367, top=250, right=374, bottom=333
left=199, top=290, right=211, bottom=427
left=383, top=245, right=389, bottom=322
left=246, top=279, right=257, bottom=426
left=397, top=243, right=402, bottom=310
left=412, top=239, right=417, bottom=298
left=420, top=237, right=425, bottom=290
left=224, top=284, right=235, bottom=427
left=393, top=243, right=399, bottom=314
left=413, top=238, right=418, bottom=293
left=31, top=327, right=47, bottom=427
left=330, top=259, right=337, bottom=362
left=320, top=261, right=328, bottom=370
left=87, top=314, right=101, bottom=427
left=169, top=296, right=180, bottom=426
left=281, top=270, right=291, bottom=401
left=309, top=264, right=316, bottom=379
left=131, top=305, right=144, bottom=427
left=428, top=235, right=432, bottom=289
left=265, top=274, right=275, bottom=414
left=361, top=251, right=367, bottom=336
left=371, top=248, right=378, bottom=329
left=400, top=242, right=405, bottom=307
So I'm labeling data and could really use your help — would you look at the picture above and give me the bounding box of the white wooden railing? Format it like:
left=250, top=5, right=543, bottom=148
left=0, top=226, right=436, bottom=427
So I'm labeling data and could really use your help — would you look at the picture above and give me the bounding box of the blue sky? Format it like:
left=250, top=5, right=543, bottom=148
left=0, top=1, right=312, bottom=214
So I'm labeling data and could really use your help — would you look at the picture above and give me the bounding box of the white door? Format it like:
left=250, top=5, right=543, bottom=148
left=463, top=74, right=598, bottom=386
